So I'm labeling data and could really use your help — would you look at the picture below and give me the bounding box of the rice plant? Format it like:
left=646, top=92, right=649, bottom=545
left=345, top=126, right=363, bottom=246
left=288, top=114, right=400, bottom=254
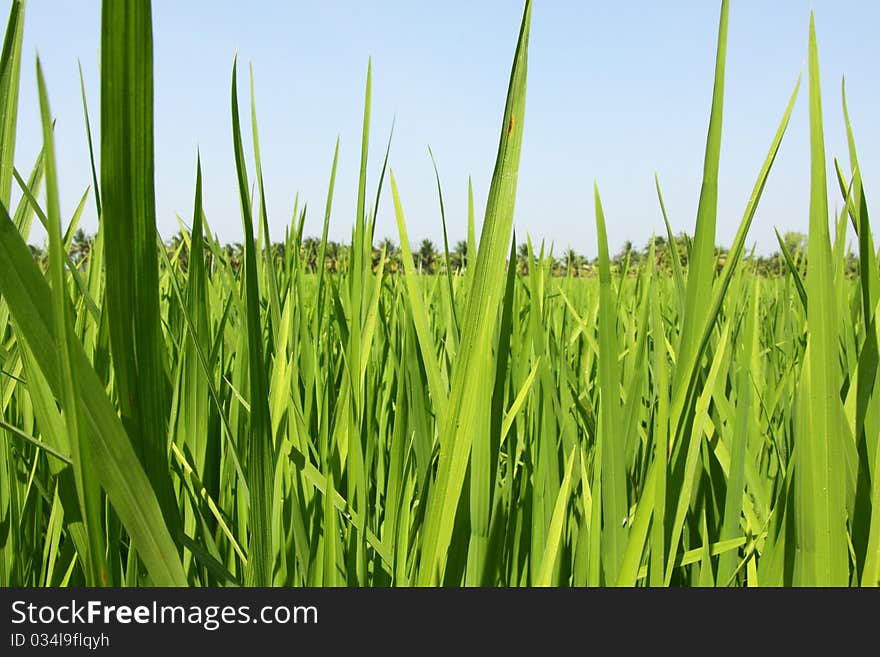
left=0, top=0, right=878, bottom=587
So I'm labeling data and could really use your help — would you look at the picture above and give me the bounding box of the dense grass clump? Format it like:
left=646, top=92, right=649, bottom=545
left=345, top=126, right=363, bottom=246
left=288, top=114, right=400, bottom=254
left=0, top=0, right=878, bottom=586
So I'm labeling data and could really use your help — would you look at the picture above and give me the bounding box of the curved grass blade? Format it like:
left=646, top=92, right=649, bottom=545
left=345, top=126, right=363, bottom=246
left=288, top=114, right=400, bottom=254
left=0, top=0, right=24, bottom=206
left=390, top=172, right=449, bottom=424
left=314, top=138, right=340, bottom=336
left=428, top=145, right=460, bottom=336
left=231, top=57, right=275, bottom=586
left=672, top=0, right=728, bottom=403
left=840, top=81, right=879, bottom=581
left=534, top=449, right=576, bottom=586
left=0, top=205, right=187, bottom=586
left=180, top=155, right=212, bottom=477
left=654, top=174, right=685, bottom=308
left=36, top=56, right=107, bottom=586
left=249, top=64, right=282, bottom=342
left=668, top=73, right=801, bottom=449
left=77, top=60, right=101, bottom=217
left=774, top=227, right=807, bottom=313
left=0, top=418, right=71, bottom=465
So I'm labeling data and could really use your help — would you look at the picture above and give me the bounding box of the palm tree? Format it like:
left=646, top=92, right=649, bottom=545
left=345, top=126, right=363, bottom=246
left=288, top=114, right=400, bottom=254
left=451, top=240, right=468, bottom=274
left=377, top=237, right=400, bottom=273
left=612, top=239, right=638, bottom=274
left=301, top=237, right=320, bottom=273
left=417, top=238, right=437, bottom=274
left=645, top=235, right=669, bottom=272
left=714, top=245, right=729, bottom=274
left=674, top=232, right=690, bottom=268
left=325, top=240, right=348, bottom=273
left=271, top=241, right=286, bottom=270
left=563, top=247, right=581, bottom=277
left=225, top=242, right=244, bottom=273
left=71, top=228, right=93, bottom=268
left=782, top=230, right=807, bottom=274
left=517, top=242, right=531, bottom=275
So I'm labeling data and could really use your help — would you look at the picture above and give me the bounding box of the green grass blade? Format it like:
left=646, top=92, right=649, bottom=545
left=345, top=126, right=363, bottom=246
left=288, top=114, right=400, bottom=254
left=594, top=182, right=628, bottom=583
left=0, top=418, right=70, bottom=465
left=673, top=0, right=728, bottom=399
left=416, top=0, right=531, bottom=585
left=77, top=60, right=101, bottom=217
left=864, top=317, right=880, bottom=585
left=654, top=174, right=685, bottom=311
left=466, top=176, right=476, bottom=282
left=0, top=0, right=24, bottom=206
left=840, top=82, right=879, bottom=581
left=370, top=118, right=394, bottom=247
left=668, top=74, right=800, bottom=450
left=314, top=138, right=339, bottom=335
left=428, top=145, right=460, bottom=336
left=774, top=227, right=807, bottom=313
left=100, top=0, right=177, bottom=533
left=795, top=13, right=849, bottom=586
left=390, top=172, right=449, bottom=424
left=36, top=56, right=107, bottom=586
left=180, top=155, right=212, bottom=476
left=717, top=277, right=758, bottom=584
left=231, top=57, right=275, bottom=586
left=249, top=64, right=282, bottom=343
left=535, top=449, right=576, bottom=586
left=0, top=205, right=187, bottom=585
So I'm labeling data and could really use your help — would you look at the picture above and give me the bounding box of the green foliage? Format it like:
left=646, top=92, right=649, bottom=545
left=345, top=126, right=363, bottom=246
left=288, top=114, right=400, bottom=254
left=0, top=0, right=878, bottom=587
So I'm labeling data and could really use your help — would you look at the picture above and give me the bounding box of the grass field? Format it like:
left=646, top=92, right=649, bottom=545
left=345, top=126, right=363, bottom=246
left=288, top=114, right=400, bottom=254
left=0, top=0, right=878, bottom=587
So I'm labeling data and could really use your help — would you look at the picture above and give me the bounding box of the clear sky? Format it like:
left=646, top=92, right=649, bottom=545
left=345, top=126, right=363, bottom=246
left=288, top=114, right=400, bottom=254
left=8, top=0, right=880, bottom=257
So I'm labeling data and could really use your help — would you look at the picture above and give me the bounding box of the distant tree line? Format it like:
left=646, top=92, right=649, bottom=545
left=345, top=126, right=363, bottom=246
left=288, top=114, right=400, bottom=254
left=31, top=228, right=860, bottom=279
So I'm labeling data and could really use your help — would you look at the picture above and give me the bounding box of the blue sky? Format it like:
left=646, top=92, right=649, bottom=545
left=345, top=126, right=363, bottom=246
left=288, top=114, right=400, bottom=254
left=9, top=0, right=880, bottom=257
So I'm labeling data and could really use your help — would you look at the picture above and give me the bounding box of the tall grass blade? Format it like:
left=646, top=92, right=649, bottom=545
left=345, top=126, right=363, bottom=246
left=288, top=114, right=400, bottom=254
left=416, top=0, right=531, bottom=585
left=795, top=13, right=849, bottom=586
left=0, top=206, right=187, bottom=586
left=231, top=57, right=275, bottom=586
left=0, top=0, right=24, bottom=206
left=100, top=0, right=177, bottom=533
